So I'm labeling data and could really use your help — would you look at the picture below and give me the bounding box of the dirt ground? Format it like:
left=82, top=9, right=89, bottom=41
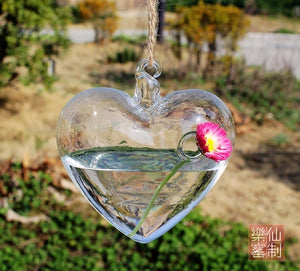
left=0, top=42, right=299, bottom=262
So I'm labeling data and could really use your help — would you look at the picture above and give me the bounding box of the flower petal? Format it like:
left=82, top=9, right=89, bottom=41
left=196, top=122, right=232, bottom=162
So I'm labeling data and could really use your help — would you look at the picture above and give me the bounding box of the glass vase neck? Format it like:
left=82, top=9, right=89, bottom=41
left=133, top=59, right=162, bottom=111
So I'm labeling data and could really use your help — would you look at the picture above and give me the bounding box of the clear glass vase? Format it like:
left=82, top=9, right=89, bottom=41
left=56, top=59, right=235, bottom=243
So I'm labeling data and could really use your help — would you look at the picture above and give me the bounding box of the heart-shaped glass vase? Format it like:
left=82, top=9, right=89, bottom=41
left=56, top=60, right=235, bottom=243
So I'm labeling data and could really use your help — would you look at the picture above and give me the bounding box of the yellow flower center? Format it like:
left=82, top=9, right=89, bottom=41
left=206, top=136, right=216, bottom=152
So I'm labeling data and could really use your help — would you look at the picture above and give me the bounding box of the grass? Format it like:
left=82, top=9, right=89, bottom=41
left=268, top=133, right=291, bottom=147
left=274, top=28, right=298, bottom=34
left=112, top=34, right=147, bottom=45
left=215, top=61, right=300, bottom=131
left=0, top=164, right=299, bottom=270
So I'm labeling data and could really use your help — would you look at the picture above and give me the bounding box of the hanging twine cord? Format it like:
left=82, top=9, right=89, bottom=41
left=147, top=0, right=158, bottom=66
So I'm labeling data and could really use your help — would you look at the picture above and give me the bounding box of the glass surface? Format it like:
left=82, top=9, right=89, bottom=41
left=56, top=59, right=235, bottom=243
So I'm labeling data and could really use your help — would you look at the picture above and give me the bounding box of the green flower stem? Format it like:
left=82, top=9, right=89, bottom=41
left=129, top=159, right=189, bottom=237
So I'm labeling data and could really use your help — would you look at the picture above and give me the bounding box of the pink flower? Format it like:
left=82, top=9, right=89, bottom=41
left=196, top=122, right=233, bottom=162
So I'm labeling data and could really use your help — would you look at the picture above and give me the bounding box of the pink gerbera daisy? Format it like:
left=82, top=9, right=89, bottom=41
left=196, top=122, right=233, bottom=162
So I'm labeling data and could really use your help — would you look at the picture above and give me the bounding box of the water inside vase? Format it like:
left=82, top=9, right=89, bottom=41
left=62, top=147, right=227, bottom=243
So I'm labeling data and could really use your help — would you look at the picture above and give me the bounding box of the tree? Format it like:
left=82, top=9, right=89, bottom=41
left=0, top=0, right=71, bottom=88
left=170, top=2, right=249, bottom=74
left=255, top=0, right=299, bottom=16
left=157, top=0, right=166, bottom=44
left=78, top=0, right=118, bottom=44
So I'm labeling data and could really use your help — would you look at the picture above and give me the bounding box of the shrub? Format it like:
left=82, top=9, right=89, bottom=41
left=166, top=0, right=247, bottom=12
left=107, top=47, right=139, bottom=63
left=0, top=0, right=71, bottom=88
left=78, top=0, right=118, bottom=43
left=166, top=0, right=199, bottom=12
left=168, top=2, right=249, bottom=75
left=0, top=164, right=299, bottom=270
left=112, top=34, right=147, bottom=45
left=274, top=28, right=297, bottom=34
left=166, top=0, right=299, bottom=16
left=255, top=0, right=299, bottom=16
